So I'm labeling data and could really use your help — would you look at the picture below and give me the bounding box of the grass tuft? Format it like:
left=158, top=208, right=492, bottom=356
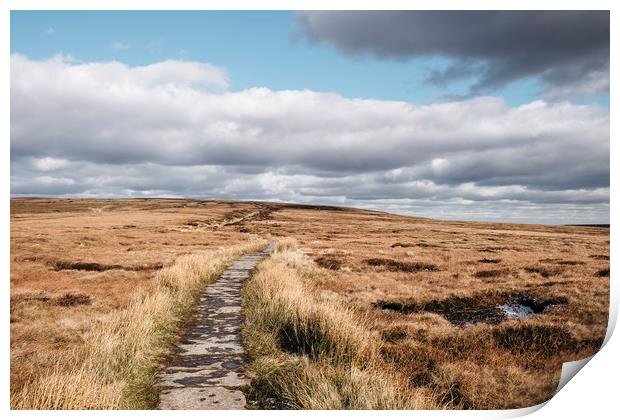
left=365, top=257, right=438, bottom=273
left=595, top=268, right=610, bottom=277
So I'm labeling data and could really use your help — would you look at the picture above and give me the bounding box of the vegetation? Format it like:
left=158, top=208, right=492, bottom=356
left=243, top=239, right=437, bottom=409
left=245, top=237, right=606, bottom=409
left=10, top=199, right=609, bottom=409
left=11, top=239, right=265, bottom=409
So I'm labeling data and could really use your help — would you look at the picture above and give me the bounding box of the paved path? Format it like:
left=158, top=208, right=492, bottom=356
left=157, top=240, right=276, bottom=410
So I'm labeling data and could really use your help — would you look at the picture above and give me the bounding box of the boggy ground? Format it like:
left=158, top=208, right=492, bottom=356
left=10, top=198, right=610, bottom=409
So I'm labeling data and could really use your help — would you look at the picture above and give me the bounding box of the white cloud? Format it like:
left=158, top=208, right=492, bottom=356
left=10, top=55, right=610, bottom=223
left=32, top=157, right=71, bottom=171
left=44, top=26, right=55, bottom=35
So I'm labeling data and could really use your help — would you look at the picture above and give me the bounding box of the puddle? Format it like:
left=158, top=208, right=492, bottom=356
left=248, top=397, right=294, bottom=410
left=497, top=302, right=534, bottom=319
left=375, top=293, right=567, bottom=327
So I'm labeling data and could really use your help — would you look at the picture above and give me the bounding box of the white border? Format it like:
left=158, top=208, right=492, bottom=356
left=1, top=1, right=617, bottom=11
left=2, top=1, right=617, bottom=419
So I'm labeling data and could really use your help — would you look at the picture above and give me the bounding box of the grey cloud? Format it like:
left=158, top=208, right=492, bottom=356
left=296, top=11, right=610, bottom=97
left=11, top=158, right=610, bottom=224
left=10, top=55, right=610, bottom=224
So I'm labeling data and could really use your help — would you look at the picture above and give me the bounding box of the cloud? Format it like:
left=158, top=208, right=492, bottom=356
left=44, top=26, right=55, bottom=35
left=296, top=11, right=610, bottom=99
left=111, top=41, right=131, bottom=51
left=10, top=55, right=610, bottom=223
left=32, top=157, right=71, bottom=171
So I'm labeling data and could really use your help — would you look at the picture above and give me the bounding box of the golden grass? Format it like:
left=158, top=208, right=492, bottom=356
left=244, top=237, right=606, bottom=409
left=243, top=242, right=438, bottom=409
left=11, top=199, right=609, bottom=410
left=11, top=239, right=266, bottom=409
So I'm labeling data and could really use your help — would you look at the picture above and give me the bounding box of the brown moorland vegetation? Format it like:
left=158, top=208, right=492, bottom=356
left=10, top=198, right=609, bottom=409
left=10, top=198, right=266, bottom=408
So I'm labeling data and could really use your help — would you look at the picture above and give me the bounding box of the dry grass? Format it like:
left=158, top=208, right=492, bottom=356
left=243, top=243, right=438, bottom=409
left=11, top=239, right=266, bottom=409
left=11, top=199, right=609, bottom=409
left=248, top=203, right=607, bottom=409
left=244, top=231, right=607, bottom=409
left=10, top=199, right=264, bottom=406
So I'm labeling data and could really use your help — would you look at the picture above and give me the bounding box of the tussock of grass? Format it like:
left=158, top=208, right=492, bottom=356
left=11, top=239, right=266, bottom=410
left=243, top=242, right=437, bottom=409
left=478, top=258, right=501, bottom=264
left=492, top=324, right=576, bottom=356
left=524, top=266, right=562, bottom=278
left=274, top=237, right=298, bottom=253
left=595, top=267, right=610, bottom=277
left=365, top=257, right=438, bottom=272
left=56, top=292, right=92, bottom=307
left=474, top=268, right=510, bottom=278
left=430, top=361, right=555, bottom=409
left=314, top=256, right=343, bottom=270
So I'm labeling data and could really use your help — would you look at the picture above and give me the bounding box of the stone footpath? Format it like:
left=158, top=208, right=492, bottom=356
left=157, top=240, right=276, bottom=409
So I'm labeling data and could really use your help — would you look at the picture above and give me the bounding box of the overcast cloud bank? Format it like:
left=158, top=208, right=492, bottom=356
left=10, top=54, right=609, bottom=224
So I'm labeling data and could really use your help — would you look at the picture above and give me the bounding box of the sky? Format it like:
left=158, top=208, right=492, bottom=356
left=10, top=10, right=610, bottom=224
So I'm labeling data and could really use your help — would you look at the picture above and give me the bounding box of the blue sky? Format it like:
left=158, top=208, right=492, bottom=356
left=10, top=11, right=610, bottom=223
left=10, top=10, right=561, bottom=106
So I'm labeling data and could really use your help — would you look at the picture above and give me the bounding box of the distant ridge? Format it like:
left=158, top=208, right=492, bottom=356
left=565, top=224, right=610, bottom=228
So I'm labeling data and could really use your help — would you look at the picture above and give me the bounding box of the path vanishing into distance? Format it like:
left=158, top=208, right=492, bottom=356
left=157, top=240, right=276, bottom=410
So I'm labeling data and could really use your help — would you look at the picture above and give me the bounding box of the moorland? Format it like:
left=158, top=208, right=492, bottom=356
left=10, top=198, right=610, bottom=409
